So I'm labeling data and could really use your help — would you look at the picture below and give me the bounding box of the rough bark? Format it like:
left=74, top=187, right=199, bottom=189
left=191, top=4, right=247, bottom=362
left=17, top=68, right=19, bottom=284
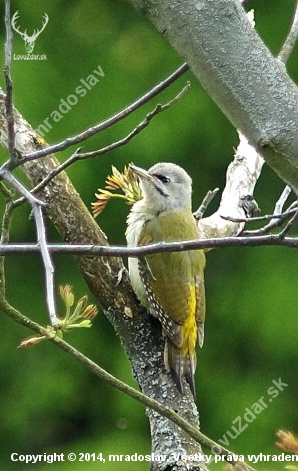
left=129, top=0, right=298, bottom=190
left=1, top=1, right=296, bottom=468
left=0, top=97, right=208, bottom=471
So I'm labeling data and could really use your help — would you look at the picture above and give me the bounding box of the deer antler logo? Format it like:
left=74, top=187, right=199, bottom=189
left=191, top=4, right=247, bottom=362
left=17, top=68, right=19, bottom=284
left=11, top=11, right=49, bottom=54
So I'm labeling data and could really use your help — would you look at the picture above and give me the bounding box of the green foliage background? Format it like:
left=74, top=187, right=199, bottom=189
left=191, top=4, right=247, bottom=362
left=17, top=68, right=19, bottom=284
left=0, top=0, right=297, bottom=469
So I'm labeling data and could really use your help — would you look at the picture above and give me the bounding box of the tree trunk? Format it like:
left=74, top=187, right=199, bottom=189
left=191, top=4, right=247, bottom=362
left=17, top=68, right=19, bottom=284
left=128, top=0, right=298, bottom=190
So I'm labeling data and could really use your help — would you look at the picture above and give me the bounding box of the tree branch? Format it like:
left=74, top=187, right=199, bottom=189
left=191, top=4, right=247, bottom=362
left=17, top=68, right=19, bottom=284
left=20, top=82, right=190, bottom=197
left=242, top=186, right=294, bottom=235
left=1, top=4, right=296, bottom=463
left=128, top=0, right=298, bottom=190
left=0, top=2, right=295, bottom=468
left=197, top=134, right=264, bottom=239
left=0, top=80, right=208, bottom=470
left=1, top=62, right=189, bottom=167
left=0, top=291, right=256, bottom=470
left=0, top=234, right=298, bottom=257
left=278, top=0, right=298, bottom=63
left=3, top=0, right=15, bottom=160
left=0, top=167, right=58, bottom=326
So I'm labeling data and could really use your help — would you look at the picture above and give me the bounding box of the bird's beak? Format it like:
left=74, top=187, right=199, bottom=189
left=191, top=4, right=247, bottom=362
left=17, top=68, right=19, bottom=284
left=129, top=164, right=154, bottom=182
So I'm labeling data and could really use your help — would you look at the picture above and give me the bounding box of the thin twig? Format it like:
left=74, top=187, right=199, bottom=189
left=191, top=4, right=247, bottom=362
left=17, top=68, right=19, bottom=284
left=0, top=235, right=298, bottom=257
left=33, top=205, right=57, bottom=326
left=0, top=182, right=15, bottom=303
left=23, top=83, right=191, bottom=197
left=3, top=0, right=16, bottom=161
left=221, top=208, right=296, bottom=224
left=0, top=200, right=13, bottom=245
left=275, top=186, right=293, bottom=212
left=0, top=169, right=45, bottom=206
left=5, top=63, right=189, bottom=166
left=11, top=147, right=83, bottom=208
left=74, top=82, right=190, bottom=161
left=193, top=188, right=219, bottom=219
left=0, top=297, right=256, bottom=471
left=277, top=203, right=298, bottom=238
left=0, top=200, right=14, bottom=301
left=0, top=180, right=14, bottom=199
left=0, top=170, right=57, bottom=325
left=242, top=186, right=293, bottom=235
left=278, top=1, right=298, bottom=63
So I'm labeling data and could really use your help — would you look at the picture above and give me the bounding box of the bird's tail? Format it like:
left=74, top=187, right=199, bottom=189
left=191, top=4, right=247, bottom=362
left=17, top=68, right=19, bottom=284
left=164, top=338, right=197, bottom=398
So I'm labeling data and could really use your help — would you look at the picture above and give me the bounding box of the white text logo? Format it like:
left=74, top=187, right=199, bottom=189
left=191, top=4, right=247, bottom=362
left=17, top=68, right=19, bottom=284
left=12, top=11, right=48, bottom=55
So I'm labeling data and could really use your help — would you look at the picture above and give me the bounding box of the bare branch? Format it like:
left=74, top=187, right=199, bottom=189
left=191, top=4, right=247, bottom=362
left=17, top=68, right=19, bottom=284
left=0, top=169, right=44, bottom=206
left=242, top=186, right=294, bottom=235
left=0, top=196, right=14, bottom=301
left=26, top=148, right=82, bottom=198
left=277, top=204, right=298, bottom=238
left=128, top=0, right=298, bottom=191
left=0, top=93, right=208, bottom=466
left=0, top=200, right=13, bottom=245
left=33, top=205, right=57, bottom=326
left=1, top=3, right=295, bottom=458
left=1, top=234, right=298, bottom=258
left=4, top=0, right=16, bottom=160
left=0, top=169, right=58, bottom=325
left=278, top=1, right=298, bottom=63
left=274, top=185, right=293, bottom=213
left=197, top=134, right=264, bottom=239
left=69, top=82, right=190, bottom=161
left=193, top=188, right=219, bottom=219
left=0, top=291, right=256, bottom=471
left=24, top=83, right=191, bottom=196
left=221, top=208, right=296, bottom=224
left=1, top=62, right=189, bottom=166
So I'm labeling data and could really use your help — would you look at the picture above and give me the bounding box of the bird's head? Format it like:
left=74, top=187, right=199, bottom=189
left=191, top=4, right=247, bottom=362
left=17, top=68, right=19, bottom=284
left=130, top=162, right=193, bottom=214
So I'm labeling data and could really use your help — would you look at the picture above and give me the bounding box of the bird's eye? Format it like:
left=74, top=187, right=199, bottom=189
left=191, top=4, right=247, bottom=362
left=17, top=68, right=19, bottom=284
left=155, top=174, right=170, bottom=184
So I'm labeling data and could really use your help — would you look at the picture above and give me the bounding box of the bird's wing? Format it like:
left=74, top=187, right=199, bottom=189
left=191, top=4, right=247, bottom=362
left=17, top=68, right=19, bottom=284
left=195, top=274, right=206, bottom=348
left=138, top=218, right=205, bottom=350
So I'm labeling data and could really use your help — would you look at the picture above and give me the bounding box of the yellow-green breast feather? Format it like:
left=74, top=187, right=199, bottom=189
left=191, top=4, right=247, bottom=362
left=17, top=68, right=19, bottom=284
left=138, top=210, right=205, bottom=352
